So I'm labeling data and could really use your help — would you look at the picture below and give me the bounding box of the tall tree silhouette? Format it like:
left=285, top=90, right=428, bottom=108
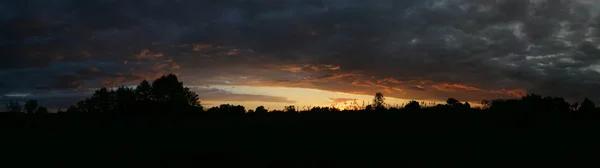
left=114, top=86, right=136, bottom=113
left=151, top=74, right=200, bottom=108
left=372, top=92, right=386, bottom=110
left=135, top=80, right=153, bottom=102
left=579, top=98, right=596, bottom=112
left=24, top=100, right=39, bottom=114
left=134, top=80, right=154, bottom=113
left=90, top=88, right=114, bottom=113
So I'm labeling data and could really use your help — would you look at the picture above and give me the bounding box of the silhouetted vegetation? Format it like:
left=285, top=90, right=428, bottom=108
left=2, top=74, right=600, bottom=128
left=2, top=74, right=600, bottom=166
left=56, top=74, right=203, bottom=115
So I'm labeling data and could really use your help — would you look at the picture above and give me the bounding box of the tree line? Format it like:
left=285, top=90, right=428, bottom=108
left=4, top=74, right=600, bottom=119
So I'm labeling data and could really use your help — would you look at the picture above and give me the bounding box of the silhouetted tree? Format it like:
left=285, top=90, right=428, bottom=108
left=464, top=102, right=471, bottom=109
left=66, top=105, right=80, bottom=113
left=24, top=100, right=39, bottom=114
left=114, top=86, right=136, bottom=113
left=255, top=106, right=268, bottom=114
left=481, top=99, right=491, bottom=109
left=89, top=88, right=114, bottom=113
left=372, top=92, right=386, bottom=110
left=151, top=74, right=201, bottom=110
left=76, top=99, right=90, bottom=113
left=404, top=101, right=421, bottom=110
left=446, top=98, right=461, bottom=107
left=579, top=98, right=596, bottom=112
left=184, top=87, right=201, bottom=107
left=284, top=105, right=296, bottom=113
left=365, top=105, right=373, bottom=111
left=135, top=80, right=153, bottom=102
left=207, top=104, right=246, bottom=116
left=66, top=74, right=204, bottom=114
left=545, top=97, right=570, bottom=113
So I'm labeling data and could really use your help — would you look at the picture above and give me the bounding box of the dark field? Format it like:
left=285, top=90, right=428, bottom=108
left=2, top=112, right=600, bottom=167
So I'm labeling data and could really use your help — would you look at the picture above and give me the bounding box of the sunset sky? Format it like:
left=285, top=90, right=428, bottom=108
left=2, top=0, right=600, bottom=110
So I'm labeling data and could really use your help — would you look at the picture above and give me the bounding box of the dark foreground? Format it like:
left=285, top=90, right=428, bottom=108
left=2, top=112, right=600, bottom=167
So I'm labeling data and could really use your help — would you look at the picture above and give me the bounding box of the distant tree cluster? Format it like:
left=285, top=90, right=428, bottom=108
left=64, top=74, right=202, bottom=114
left=4, top=100, right=48, bottom=114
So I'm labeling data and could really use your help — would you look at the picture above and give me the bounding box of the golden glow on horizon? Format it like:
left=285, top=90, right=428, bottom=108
left=202, top=85, right=445, bottom=110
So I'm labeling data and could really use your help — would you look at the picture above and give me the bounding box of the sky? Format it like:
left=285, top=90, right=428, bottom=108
left=2, top=0, right=600, bottom=110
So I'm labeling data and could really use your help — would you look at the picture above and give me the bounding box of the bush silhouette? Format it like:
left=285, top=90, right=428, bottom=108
left=404, top=101, right=421, bottom=111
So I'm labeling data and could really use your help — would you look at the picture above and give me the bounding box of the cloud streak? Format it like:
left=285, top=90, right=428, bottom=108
left=193, top=87, right=297, bottom=104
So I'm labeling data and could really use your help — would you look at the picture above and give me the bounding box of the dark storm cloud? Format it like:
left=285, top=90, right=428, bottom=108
left=2, top=0, right=600, bottom=108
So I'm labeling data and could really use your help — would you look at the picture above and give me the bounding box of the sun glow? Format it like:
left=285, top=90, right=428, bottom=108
left=203, top=85, right=438, bottom=110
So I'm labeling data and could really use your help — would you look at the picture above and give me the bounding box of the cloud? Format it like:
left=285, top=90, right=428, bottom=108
left=329, top=98, right=357, bottom=104
left=193, top=87, right=297, bottom=104
left=410, top=85, right=426, bottom=91
left=3, top=0, right=600, bottom=108
left=54, top=75, right=85, bottom=90
left=432, top=83, right=483, bottom=92
left=134, top=49, right=164, bottom=60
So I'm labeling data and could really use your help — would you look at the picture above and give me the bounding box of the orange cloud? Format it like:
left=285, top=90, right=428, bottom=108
left=351, top=80, right=373, bottom=88
left=432, top=83, right=526, bottom=98
left=193, top=44, right=213, bottom=51
left=377, top=78, right=404, bottom=85
left=226, top=49, right=240, bottom=55
left=490, top=89, right=527, bottom=98
left=432, top=83, right=483, bottom=92
left=281, top=66, right=304, bottom=73
left=316, top=72, right=361, bottom=80
left=324, top=65, right=341, bottom=71
left=81, top=51, right=92, bottom=58
left=172, top=63, right=181, bottom=69
left=152, top=62, right=168, bottom=71
left=329, top=98, right=358, bottom=104
left=278, top=64, right=342, bottom=73
left=362, top=80, right=404, bottom=94
left=135, top=49, right=164, bottom=60
left=88, top=67, right=100, bottom=72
